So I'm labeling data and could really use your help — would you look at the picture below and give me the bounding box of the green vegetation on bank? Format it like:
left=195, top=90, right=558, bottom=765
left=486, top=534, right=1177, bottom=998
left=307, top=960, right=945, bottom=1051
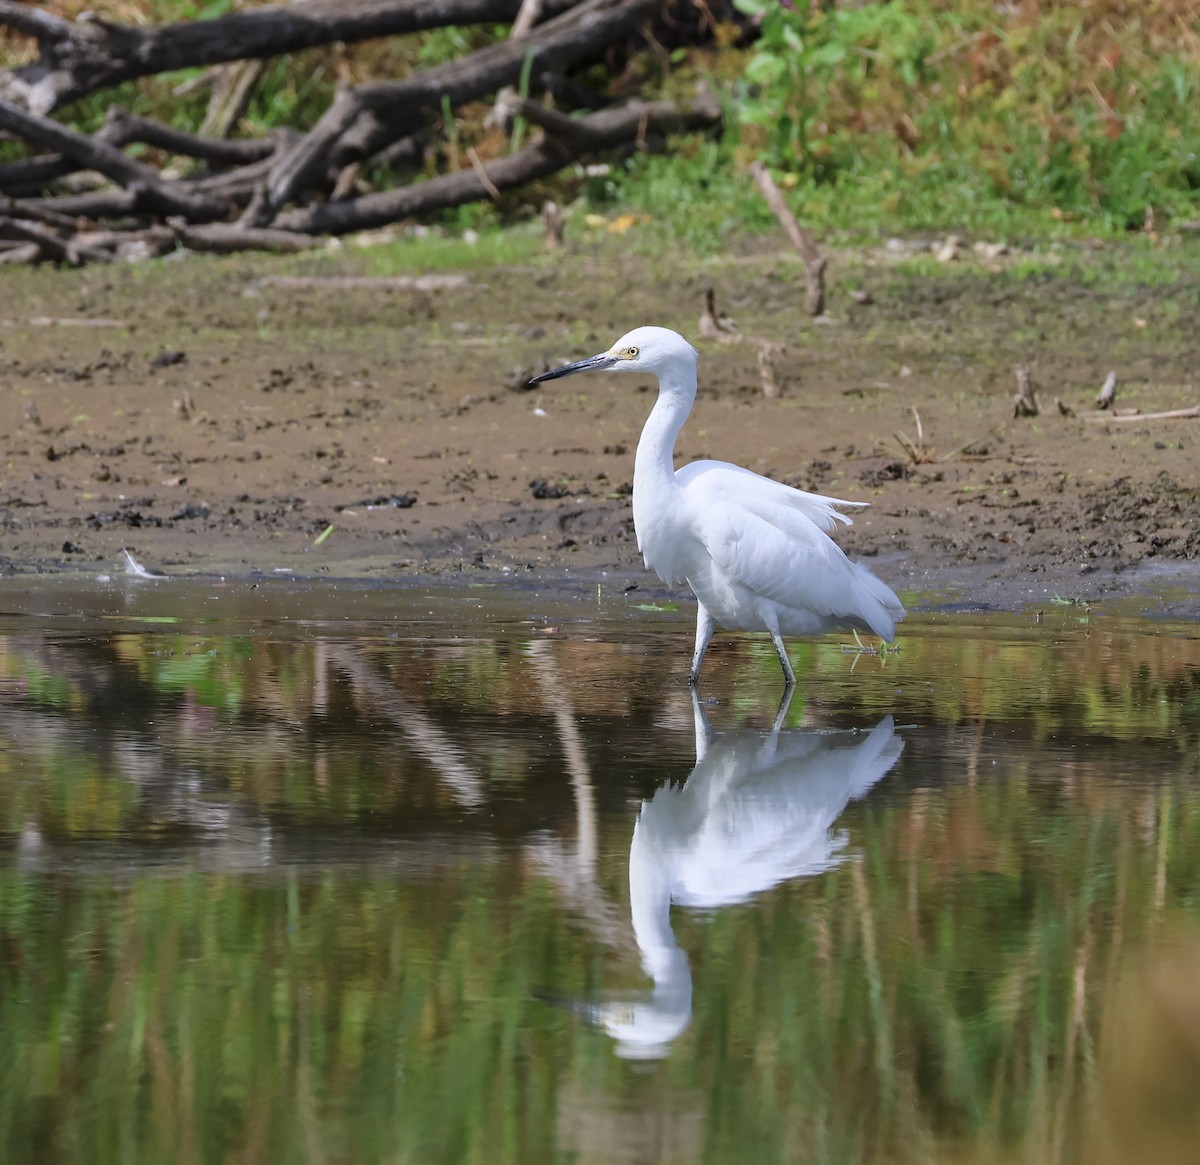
left=8, top=1, right=1200, bottom=248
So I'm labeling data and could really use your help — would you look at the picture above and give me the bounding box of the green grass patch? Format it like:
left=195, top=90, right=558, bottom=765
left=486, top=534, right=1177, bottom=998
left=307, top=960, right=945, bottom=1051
left=358, top=225, right=544, bottom=275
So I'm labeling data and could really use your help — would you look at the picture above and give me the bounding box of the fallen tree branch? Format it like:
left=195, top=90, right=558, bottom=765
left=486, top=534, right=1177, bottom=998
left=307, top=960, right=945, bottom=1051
left=0, top=213, right=111, bottom=264
left=169, top=220, right=321, bottom=255
left=0, top=193, right=81, bottom=230
left=0, top=107, right=279, bottom=199
left=261, top=0, right=657, bottom=218
left=0, top=240, right=39, bottom=263
left=100, top=107, right=278, bottom=167
left=12, top=136, right=291, bottom=222
left=500, top=94, right=605, bottom=143
left=748, top=160, right=826, bottom=316
left=0, top=0, right=581, bottom=115
left=275, top=92, right=719, bottom=235
left=0, top=97, right=225, bottom=219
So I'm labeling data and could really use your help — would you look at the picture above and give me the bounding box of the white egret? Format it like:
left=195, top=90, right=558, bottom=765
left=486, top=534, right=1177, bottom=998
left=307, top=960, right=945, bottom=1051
left=595, top=692, right=903, bottom=1058
left=530, top=327, right=905, bottom=685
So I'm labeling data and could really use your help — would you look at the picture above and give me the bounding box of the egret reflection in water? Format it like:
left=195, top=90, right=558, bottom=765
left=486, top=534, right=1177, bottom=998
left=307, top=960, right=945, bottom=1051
left=597, top=694, right=904, bottom=1059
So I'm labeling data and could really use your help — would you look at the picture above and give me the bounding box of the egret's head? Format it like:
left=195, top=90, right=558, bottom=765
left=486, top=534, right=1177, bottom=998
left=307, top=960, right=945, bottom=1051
left=529, top=326, right=697, bottom=384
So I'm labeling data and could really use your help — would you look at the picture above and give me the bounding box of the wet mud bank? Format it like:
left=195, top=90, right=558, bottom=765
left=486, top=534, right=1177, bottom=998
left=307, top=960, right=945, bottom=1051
left=1, top=238, right=1197, bottom=615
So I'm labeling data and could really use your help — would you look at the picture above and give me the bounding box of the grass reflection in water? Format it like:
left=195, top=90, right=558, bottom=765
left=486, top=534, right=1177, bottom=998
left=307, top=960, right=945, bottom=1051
left=0, top=609, right=1198, bottom=1164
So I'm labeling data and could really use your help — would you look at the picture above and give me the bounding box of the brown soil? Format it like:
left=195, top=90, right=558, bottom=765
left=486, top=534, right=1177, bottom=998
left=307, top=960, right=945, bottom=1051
left=1, top=238, right=1197, bottom=612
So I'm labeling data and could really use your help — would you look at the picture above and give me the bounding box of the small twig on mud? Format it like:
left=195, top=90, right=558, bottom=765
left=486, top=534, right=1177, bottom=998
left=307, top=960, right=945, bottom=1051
left=541, top=200, right=563, bottom=250
left=1087, top=405, right=1200, bottom=423
left=894, top=406, right=936, bottom=463
left=1056, top=398, right=1076, bottom=417
left=1095, top=371, right=1117, bottom=410
left=941, top=426, right=1003, bottom=460
left=893, top=430, right=926, bottom=463
left=1012, top=364, right=1039, bottom=417
left=757, top=346, right=780, bottom=398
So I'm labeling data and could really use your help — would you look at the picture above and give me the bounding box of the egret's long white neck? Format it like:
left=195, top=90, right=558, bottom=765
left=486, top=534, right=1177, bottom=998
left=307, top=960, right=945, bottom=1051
left=632, top=362, right=697, bottom=559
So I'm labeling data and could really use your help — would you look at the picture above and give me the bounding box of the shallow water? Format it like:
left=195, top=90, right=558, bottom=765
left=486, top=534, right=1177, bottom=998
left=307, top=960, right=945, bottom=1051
left=1, top=576, right=1199, bottom=1165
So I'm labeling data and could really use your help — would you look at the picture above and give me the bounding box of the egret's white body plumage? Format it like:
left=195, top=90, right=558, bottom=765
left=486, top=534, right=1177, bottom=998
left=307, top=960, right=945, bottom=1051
left=596, top=695, right=903, bottom=1057
left=531, top=326, right=904, bottom=683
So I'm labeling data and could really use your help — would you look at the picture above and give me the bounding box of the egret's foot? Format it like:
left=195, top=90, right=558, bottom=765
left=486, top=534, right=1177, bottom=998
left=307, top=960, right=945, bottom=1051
left=686, top=671, right=700, bottom=687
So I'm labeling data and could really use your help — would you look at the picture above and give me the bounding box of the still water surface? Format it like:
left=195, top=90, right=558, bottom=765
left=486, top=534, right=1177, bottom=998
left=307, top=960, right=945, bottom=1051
left=1, top=577, right=1199, bottom=1165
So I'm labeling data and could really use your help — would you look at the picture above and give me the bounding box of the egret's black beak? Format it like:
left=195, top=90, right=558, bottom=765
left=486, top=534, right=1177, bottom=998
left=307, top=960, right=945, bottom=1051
left=528, top=352, right=618, bottom=384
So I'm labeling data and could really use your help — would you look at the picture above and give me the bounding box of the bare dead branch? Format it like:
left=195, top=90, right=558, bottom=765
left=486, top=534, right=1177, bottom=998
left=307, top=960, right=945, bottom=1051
left=502, top=95, right=604, bottom=144
left=0, top=240, right=39, bottom=263
left=748, top=160, right=826, bottom=316
left=274, top=92, right=719, bottom=235
left=511, top=0, right=547, bottom=39
left=0, top=0, right=582, bottom=115
left=0, top=2, right=72, bottom=44
left=0, top=98, right=225, bottom=219
left=0, top=193, right=81, bottom=230
left=169, top=220, right=321, bottom=254
left=198, top=60, right=266, bottom=140
left=261, top=0, right=657, bottom=218
left=101, top=107, right=277, bottom=166
left=0, top=213, right=111, bottom=264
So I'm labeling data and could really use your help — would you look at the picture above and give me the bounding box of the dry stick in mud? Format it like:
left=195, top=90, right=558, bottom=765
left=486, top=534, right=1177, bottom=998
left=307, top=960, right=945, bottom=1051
left=541, top=200, right=564, bottom=249
left=699, top=287, right=742, bottom=343
left=1096, top=371, right=1117, bottom=410
left=1012, top=364, right=1039, bottom=418
left=1089, top=405, right=1200, bottom=423
left=0, top=0, right=580, bottom=115
left=748, top=160, right=827, bottom=317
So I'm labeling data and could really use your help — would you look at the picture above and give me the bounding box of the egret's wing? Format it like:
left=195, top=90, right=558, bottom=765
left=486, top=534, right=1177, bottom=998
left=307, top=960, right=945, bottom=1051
left=687, top=473, right=903, bottom=639
left=674, top=718, right=904, bottom=906
left=675, top=460, right=866, bottom=533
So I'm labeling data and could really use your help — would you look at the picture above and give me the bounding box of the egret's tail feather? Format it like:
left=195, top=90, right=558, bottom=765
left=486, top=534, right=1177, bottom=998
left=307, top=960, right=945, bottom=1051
left=849, top=562, right=906, bottom=643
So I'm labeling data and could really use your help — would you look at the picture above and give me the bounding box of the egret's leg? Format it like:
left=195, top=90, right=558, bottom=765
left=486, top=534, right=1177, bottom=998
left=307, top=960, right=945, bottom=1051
left=687, top=603, right=716, bottom=686
left=689, top=687, right=715, bottom=763
left=754, top=685, right=795, bottom=767
left=769, top=627, right=796, bottom=687
left=770, top=685, right=795, bottom=734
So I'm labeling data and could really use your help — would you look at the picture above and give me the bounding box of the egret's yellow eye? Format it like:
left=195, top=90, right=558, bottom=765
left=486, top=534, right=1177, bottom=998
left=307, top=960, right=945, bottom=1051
left=627, top=346, right=639, bottom=358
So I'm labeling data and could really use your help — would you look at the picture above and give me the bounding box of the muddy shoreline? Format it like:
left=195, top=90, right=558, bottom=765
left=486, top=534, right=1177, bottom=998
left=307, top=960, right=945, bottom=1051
left=1, top=238, right=1197, bottom=617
